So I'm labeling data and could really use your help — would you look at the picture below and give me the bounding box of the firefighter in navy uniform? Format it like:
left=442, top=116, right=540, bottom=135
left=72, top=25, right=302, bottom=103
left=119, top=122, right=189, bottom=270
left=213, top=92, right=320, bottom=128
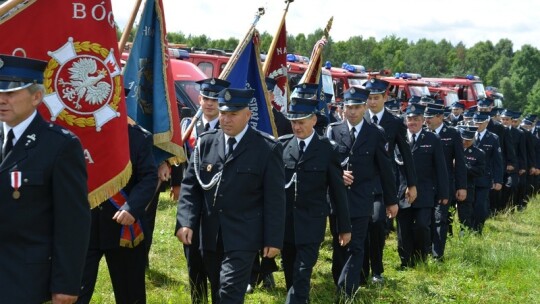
left=77, top=123, right=158, bottom=304
left=520, top=115, right=538, bottom=204
left=424, top=104, right=467, bottom=260
left=456, top=126, right=485, bottom=230
left=326, top=87, right=398, bottom=298
left=176, top=88, right=286, bottom=304
left=449, top=102, right=465, bottom=126
left=362, top=79, right=417, bottom=284
left=472, top=113, right=503, bottom=233
left=179, top=78, right=230, bottom=304
left=0, top=54, right=91, bottom=304
left=397, top=104, right=448, bottom=267
left=279, top=96, right=351, bottom=304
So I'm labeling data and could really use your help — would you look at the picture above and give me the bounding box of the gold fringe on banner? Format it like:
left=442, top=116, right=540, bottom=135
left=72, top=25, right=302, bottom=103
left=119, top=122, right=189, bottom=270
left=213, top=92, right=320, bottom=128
left=88, top=161, right=133, bottom=209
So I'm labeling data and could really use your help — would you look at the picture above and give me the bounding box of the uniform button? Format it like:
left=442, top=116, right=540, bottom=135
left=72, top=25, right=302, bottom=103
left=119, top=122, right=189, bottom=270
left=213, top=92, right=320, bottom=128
left=23, top=178, right=28, bottom=183
left=219, top=209, right=223, bottom=212
left=219, top=194, right=223, bottom=197
left=349, top=164, right=353, bottom=168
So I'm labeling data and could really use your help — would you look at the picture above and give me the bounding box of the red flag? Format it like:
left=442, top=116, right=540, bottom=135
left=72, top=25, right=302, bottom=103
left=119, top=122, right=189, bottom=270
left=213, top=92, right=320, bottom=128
left=263, top=6, right=289, bottom=113
left=0, top=0, right=131, bottom=208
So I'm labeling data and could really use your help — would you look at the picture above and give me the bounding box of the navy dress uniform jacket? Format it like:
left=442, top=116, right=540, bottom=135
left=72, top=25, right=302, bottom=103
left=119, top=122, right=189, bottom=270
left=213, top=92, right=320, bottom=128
left=474, top=131, right=504, bottom=188
left=436, top=125, right=467, bottom=191
left=0, top=114, right=90, bottom=303
left=328, top=121, right=397, bottom=217
left=280, top=134, right=351, bottom=244
left=89, top=124, right=158, bottom=249
left=407, top=130, right=449, bottom=207
left=177, top=127, right=286, bottom=252
left=464, top=146, right=486, bottom=189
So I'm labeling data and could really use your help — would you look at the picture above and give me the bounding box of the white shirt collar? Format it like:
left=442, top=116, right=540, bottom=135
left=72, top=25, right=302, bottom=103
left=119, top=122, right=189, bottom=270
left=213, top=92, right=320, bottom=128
left=476, top=129, right=487, bottom=139
left=407, top=129, right=422, bottom=142
left=368, top=109, right=384, bottom=123
left=4, top=110, right=37, bottom=146
left=434, top=123, right=444, bottom=134
left=202, top=116, right=219, bottom=129
left=297, top=129, right=316, bottom=149
left=347, top=119, right=364, bottom=134
left=224, top=124, right=249, bottom=152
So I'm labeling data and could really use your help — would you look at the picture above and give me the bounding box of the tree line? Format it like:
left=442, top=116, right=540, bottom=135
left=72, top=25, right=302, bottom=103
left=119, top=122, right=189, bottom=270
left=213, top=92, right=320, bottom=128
left=121, top=27, right=540, bottom=114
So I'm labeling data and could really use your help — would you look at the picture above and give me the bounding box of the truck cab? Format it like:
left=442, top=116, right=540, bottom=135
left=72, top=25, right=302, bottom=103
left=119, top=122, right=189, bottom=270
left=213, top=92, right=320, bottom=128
left=422, top=75, right=487, bottom=109
left=382, top=73, right=431, bottom=110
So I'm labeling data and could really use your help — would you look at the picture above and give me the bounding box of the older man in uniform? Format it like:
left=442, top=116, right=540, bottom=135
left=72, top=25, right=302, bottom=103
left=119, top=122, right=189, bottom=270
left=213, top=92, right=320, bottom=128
left=362, top=79, right=417, bottom=283
left=279, top=96, right=351, bottom=304
left=424, top=104, right=467, bottom=261
left=398, top=104, right=448, bottom=267
left=176, top=88, right=285, bottom=304
left=179, top=77, right=230, bottom=304
left=0, top=54, right=90, bottom=303
left=327, top=87, right=398, bottom=298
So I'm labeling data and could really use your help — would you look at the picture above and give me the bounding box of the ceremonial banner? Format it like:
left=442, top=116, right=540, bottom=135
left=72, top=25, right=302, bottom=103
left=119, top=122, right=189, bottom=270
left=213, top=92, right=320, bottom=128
left=123, top=0, right=185, bottom=164
left=0, top=0, right=131, bottom=208
left=225, top=31, right=277, bottom=137
left=262, top=2, right=289, bottom=113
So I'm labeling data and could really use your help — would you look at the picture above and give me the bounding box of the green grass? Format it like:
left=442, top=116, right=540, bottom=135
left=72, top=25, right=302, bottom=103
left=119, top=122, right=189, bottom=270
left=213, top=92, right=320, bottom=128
left=92, top=194, right=540, bottom=303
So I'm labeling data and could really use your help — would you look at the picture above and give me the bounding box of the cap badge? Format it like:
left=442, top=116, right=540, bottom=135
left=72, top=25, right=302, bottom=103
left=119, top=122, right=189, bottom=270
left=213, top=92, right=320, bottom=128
left=350, top=88, right=356, bottom=94
left=224, top=90, right=232, bottom=101
left=411, top=105, right=416, bottom=112
left=210, top=78, right=216, bottom=85
left=0, top=58, right=3, bottom=69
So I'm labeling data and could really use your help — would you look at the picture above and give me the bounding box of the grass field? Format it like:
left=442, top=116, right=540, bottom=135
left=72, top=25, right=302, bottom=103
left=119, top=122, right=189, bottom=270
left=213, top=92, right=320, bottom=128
left=91, top=194, right=540, bottom=303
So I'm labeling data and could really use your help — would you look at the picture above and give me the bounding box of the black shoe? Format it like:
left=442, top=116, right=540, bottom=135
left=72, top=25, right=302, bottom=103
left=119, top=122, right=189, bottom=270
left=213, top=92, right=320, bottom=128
left=261, top=273, right=275, bottom=290
left=246, top=283, right=254, bottom=294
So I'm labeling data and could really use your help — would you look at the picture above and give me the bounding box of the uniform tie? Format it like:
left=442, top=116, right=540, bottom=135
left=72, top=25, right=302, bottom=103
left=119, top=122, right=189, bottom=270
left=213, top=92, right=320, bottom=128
left=476, top=133, right=481, bottom=143
left=350, top=127, right=356, bottom=144
left=204, top=122, right=210, bottom=132
left=372, top=115, right=378, bottom=125
left=299, top=140, right=306, bottom=159
left=410, top=133, right=416, bottom=147
left=2, top=129, right=14, bottom=159
left=226, top=137, right=236, bottom=159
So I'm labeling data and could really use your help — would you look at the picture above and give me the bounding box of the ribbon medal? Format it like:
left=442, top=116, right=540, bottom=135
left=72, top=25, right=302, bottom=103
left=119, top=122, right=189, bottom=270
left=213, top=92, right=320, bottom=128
left=11, top=171, right=21, bottom=199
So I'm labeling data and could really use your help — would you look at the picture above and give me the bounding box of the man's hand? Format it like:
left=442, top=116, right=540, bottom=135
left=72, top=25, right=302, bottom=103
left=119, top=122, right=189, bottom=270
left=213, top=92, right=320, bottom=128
left=519, top=169, right=526, bottom=176
left=386, top=204, right=398, bottom=219
left=263, top=247, right=280, bottom=258
left=339, top=232, right=351, bottom=247
left=158, top=161, right=171, bottom=182
left=456, top=189, right=467, bottom=201
left=343, top=170, right=354, bottom=186
left=170, top=185, right=180, bottom=200
left=112, top=210, right=135, bottom=226
left=176, top=227, right=193, bottom=245
left=506, top=165, right=515, bottom=172
left=439, top=198, right=449, bottom=205
left=52, top=293, right=78, bottom=304
left=493, top=183, right=502, bottom=191
left=406, top=186, right=417, bottom=204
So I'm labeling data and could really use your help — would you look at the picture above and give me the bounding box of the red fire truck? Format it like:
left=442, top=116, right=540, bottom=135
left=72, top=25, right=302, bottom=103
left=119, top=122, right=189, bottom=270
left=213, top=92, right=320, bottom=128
left=422, top=75, right=487, bottom=109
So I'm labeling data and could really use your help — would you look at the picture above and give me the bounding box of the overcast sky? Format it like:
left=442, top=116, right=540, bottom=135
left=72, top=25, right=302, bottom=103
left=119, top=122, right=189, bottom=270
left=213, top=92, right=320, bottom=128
left=111, top=0, right=540, bottom=51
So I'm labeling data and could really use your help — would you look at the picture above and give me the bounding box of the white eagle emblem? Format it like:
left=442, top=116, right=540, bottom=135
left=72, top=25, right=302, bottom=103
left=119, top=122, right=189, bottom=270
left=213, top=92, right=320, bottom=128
left=59, top=58, right=112, bottom=110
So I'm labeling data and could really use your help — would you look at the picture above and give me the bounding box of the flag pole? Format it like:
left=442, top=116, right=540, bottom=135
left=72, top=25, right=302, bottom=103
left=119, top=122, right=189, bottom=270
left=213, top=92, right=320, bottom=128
left=303, top=16, right=333, bottom=82
left=118, top=0, right=144, bottom=54
left=219, top=6, right=265, bottom=79
left=0, top=0, right=26, bottom=17
left=182, top=7, right=265, bottom=144
left=263, top=0, right=292, bottom=74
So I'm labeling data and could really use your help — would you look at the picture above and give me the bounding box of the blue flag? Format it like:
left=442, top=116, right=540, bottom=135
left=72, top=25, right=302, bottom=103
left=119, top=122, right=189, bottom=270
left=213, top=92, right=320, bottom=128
left=123, top=0, right=185, bottom=164
left=225, top=33, right=276, bottom=137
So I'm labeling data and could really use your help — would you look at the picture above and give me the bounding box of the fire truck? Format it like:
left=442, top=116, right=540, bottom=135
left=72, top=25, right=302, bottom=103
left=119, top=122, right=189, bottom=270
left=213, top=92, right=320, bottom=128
left=425, top=81, right=460, bottom=107
left=422, top=75, right=487, bottom=109
left=323, top=62, right=368, bottom=102
left=381, top=73, right=431, bottom=110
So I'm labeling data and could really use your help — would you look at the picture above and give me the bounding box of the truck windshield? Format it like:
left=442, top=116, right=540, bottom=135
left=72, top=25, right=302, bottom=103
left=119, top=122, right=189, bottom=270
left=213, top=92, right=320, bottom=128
left=445, top=91, right=459, bottom=106
left=174, top=81, right=201, bottom=111
left=473, top=83, right=486, bottom=99
left=409, top=85, right=430, bottom=97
